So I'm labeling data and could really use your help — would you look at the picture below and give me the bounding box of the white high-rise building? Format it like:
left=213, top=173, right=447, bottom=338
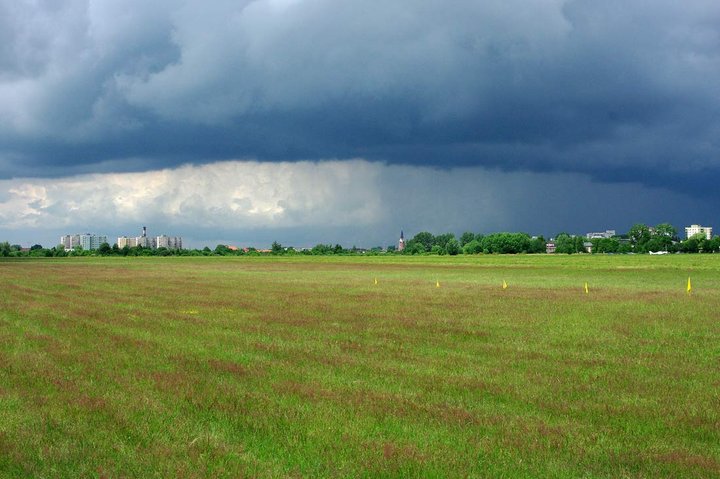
left=118, top=236, right=142, bottom=248
left=685, top=224, right=712, bottom=240
left=60, top=234, right=80, bottom=250
left=119, top=226, right=152, bottom=248
left=79, top=234, right=108, bottom=250
left=586, top=230, right=616, bottom=239
left=61, top=233, right=107, bottom=251
left=155, top=235, right=168, bottom=249
left=119, top=227, right=183, bottom=250
left=155, top=235, right=183, bottom=250
left=117, top=236, right=131, bottom=249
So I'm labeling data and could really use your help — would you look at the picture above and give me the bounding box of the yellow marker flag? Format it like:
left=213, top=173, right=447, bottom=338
left=502, top=280, right=508, bottom=290
left=436, top=280, right=440, bottom=288
left=374, top=277, right=378, bottom=285
left=687, top=276, right=692, bottom=294
left=584, top=282, right=589, bottom=294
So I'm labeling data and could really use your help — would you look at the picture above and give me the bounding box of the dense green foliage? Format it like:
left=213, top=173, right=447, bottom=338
left=403, top=232, right=545, bottom=255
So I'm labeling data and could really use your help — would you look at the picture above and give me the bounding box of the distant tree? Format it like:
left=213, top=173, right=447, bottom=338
left=681, top=236, right=701, bottom=253
left=645, top=237, right=665, bottom=253
left=592, top=237, right=620, bottom=254
left=98, top=242, right=112, bottom=256
left=654, top=223, right=677, bottom=240
left=574, top=235, right=586, bottom=253
left=271, top=241, right=283, bottom=255
left=333, top=244, right=344, bottom=255
left=433, top=233, right=455, bottom=251
left=618, top=242, right=632, bottom=254
left=698, top=238, right=712, bottom=253
left=529, top=236, right=546, bottom=254
left=554, top=234, right=576, bottom=254
left=0, top=242, right=10, bottom=257
left=410, top=232, right=434, bottom=253
left=112, top=243, right=120, bottom=255
left=30, top=244, right=43, bottom=251
left=446, top=238, right=461, bottom=255
left=629, top=224, right=651, bottom=250
left=386, top=245, right=396, bottom=252
left=459, top=232, right=475, bottom=247
left=405, top=242, right=426, bottom=255
left=480, top=232, right=534, bottom=254
left=311, top=244, right=332, bottom=255
left=706, top=237, right=720, bottom=253
left=463, top=239, right=482, bottom=255
left=647, top=223, right=676, bottom=251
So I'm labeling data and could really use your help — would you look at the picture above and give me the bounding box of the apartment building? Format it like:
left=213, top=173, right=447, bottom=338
left=685, top=224, right=712, bottom=240
left=155, top=235, right=183, bottom=250
left=60, top=233, right=107, bottom=251
left=586, top=230, right=616, bottom=239
left=118, top=226, right=183, bottom=250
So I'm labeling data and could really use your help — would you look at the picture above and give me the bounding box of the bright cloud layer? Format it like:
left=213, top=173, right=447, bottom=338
left=0, top=160, right=701, bottom=248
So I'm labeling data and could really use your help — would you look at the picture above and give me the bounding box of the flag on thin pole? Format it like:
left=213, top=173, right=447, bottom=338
left=502, top=280, right=508, bottom=290
left=687, top=276, right=692, bottom=294
left=584, top=282, right=589, bottom=294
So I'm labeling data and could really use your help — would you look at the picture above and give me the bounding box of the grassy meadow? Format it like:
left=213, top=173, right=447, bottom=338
left=1, top=254, right=719, bottom=477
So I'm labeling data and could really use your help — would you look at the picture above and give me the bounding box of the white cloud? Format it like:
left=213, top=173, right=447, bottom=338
left=0, top=159, right=383, bottom=230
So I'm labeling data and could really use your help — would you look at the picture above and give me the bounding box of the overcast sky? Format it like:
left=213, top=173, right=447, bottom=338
left=1, top=0, right=719, bottom=247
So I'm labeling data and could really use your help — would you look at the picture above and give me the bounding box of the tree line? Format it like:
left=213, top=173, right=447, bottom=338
left=0, top=242, right=226, bottom=258
left=2, top=222, right=718, bottom=258
left=0, top=242, right=388, bottom=257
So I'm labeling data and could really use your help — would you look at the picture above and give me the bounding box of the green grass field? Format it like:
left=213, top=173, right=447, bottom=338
left=1, top=255, right=719, bottom=478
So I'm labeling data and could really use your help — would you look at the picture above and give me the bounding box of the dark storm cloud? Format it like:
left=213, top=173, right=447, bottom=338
left=1, top=0, right=720, bottom=198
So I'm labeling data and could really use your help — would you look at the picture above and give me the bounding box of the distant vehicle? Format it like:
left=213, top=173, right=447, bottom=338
left=649, top=251, right=669, bottom=255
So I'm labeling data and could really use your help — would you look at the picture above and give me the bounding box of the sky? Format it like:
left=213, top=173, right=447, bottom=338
left=1, top=0, right=719, bottom=248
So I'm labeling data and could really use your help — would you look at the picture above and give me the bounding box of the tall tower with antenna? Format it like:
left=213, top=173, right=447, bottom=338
left=398, top=230, right=405, bottom=252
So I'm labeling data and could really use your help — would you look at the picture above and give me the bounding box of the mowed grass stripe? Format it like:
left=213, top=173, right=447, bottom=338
left=1, top=255, right=719, bottom=478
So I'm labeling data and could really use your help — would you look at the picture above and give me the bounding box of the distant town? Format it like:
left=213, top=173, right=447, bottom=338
left=57, top=226, right=183, bottom=252
left=0, top=223, right=717, bottom=257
